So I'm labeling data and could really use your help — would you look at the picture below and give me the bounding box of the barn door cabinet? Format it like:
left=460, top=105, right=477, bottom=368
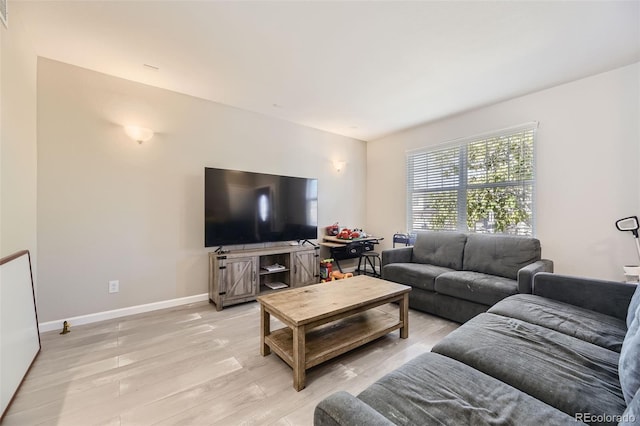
left=209, top=245, right=319, bottom=311
left=292, top=249, right=319, bottom=287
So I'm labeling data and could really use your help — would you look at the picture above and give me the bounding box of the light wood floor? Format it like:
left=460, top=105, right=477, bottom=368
left=4, top=300, right=458, bottom=425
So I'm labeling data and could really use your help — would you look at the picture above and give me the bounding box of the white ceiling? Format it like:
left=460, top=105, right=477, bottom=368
left=12, top=1, right=640, bottom=141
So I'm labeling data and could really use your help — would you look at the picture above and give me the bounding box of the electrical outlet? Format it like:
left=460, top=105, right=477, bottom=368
left=108, top=280, right=119, bottom=293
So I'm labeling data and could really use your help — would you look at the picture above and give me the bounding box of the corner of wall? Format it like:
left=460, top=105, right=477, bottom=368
left=0, top=9, right=38, bottom=268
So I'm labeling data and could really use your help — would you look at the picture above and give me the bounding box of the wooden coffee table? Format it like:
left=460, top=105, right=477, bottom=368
left=257, top=275, right=411, bottom=391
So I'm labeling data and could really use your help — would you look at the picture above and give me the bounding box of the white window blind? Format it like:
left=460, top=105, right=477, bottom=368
left=407, top=123, right=537, bottom=236
left=0, top=0, right=6, bottom=28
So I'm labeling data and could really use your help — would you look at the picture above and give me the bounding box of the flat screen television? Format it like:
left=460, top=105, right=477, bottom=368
left=204, top=167, right=318, bottom=247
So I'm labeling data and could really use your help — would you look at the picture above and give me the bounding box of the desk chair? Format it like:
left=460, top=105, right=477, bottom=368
left=393, top=233, right=416, bottom=247
left=356, top=238, right=384, bottom=278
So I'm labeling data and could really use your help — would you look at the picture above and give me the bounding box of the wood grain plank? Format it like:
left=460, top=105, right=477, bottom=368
left=4, top=297, right=458, bottom=424
left=257, top=275, right=410, bottom=326
left=265, top=309, right=402, bottom=368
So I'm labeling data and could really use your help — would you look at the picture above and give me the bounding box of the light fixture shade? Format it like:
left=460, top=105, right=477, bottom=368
left=124, top=126, right=154, bottom=143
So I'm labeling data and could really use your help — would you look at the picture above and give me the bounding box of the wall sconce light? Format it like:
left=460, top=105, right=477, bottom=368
left=333, top=161, right=346, bottom=173
left=124, top=126, right=154, bottom=144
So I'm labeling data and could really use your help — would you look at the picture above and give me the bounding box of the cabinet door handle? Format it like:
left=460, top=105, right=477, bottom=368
left=294, top=265, right=297, bottom=274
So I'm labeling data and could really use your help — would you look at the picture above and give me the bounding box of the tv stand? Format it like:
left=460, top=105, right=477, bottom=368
left=208, top=244, right=320, bottom=311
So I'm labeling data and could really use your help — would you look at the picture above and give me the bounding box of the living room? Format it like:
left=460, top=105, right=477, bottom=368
left=1, top=1, right=639, bottom=424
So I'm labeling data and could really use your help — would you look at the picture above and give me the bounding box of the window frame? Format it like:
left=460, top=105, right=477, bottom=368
left=406, top=122, right=537, bottom=236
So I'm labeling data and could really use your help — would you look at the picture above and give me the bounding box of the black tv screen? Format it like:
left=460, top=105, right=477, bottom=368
left=204, top=167, right=318, bottom=247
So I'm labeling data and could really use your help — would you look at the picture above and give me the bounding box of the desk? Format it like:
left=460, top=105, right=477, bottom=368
left=320, top=236, right=382, bottom=272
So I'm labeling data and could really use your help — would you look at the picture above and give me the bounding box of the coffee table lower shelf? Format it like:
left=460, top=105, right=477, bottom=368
left=265, top=308, right=403, bottom=370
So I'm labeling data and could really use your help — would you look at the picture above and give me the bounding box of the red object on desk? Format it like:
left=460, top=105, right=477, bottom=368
left=326, top=223, right=339, bottom=236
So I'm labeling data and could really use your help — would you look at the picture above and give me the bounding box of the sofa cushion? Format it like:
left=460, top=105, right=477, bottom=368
left=314, top=391, right=394, bottom=426
left=627, top=284, right=640, bottom=328
left=620, top=302, right=640, bottom=404
left=382, top=263, right=454, bottom=292
left=488, top=294, right=627, bottom=352
left=411, top=231, right=467, bottom=270
left=432, top=313, right=626, bottom=418
left=435, top=271, right=518, bottom=306
left=356, top=352, right=577, bottom=426
left=532, top=273, right=636, bottom=321
left=462, top=233, right=540, bottom=279
left=619, top=387, right=640, bottom=426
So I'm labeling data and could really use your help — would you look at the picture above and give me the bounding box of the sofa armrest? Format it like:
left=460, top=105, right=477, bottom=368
left=314, top=391, right=394, bottom=426
left=381, top=247, right=413, bottom=268
left=532, top=272, right=637, bottom=320
left=517, top=259, right=554, bottom=294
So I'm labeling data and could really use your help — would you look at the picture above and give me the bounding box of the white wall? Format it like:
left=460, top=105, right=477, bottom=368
left=0, top=15, right=37, bottom=260
left=37, top=58, right=366, bottom=322
left=367, top=63, right=640, bottom=281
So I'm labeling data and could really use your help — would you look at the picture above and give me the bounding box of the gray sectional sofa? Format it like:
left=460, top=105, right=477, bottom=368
left=315, top=273, right=640, bottom=425
left=381, top=230, right=553, bottom=322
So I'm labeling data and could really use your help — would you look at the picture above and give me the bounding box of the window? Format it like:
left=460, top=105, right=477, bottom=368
left=306, top=179, right=318, bottom=226
left=407, top=123, right=536, bottom=236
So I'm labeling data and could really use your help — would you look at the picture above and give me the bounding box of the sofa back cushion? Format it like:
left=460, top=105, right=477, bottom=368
left=620, top=302, right=640, bottom=405
left=463, top=233, right=541, bottom=280
left=411, top=231, right=467, bottom=270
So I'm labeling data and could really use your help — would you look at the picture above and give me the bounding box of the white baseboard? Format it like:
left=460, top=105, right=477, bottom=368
left=38, top=293, right=209, bottom=333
